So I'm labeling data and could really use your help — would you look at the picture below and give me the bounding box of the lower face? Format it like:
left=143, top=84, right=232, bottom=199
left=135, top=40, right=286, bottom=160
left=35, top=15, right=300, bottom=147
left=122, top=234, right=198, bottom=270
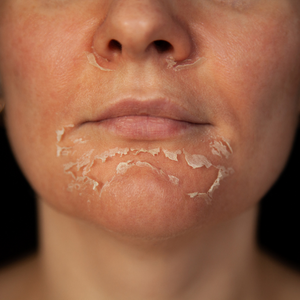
left=1, top=0, right=300, bottom=239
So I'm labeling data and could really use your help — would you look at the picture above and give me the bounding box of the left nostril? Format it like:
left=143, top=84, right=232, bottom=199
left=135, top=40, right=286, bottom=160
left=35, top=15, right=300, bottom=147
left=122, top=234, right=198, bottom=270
left=153, top=40, right=172, bottom=53
left=108, top=39, right=122, bottom=52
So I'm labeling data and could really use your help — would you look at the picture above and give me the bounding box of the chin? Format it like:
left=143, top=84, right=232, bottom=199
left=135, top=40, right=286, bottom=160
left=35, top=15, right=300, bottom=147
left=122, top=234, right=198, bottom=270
left=89, top=168, right=209, bottom=239
left=45, top=164, right=234, bottom=240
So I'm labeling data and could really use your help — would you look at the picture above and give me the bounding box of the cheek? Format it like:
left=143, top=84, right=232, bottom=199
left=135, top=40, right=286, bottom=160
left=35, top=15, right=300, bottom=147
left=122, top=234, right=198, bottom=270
left=1, top=11, right=94, bottom=178
left=216, top=14, right=300, bottom=199
left=1, top=10, right=97, bottom=132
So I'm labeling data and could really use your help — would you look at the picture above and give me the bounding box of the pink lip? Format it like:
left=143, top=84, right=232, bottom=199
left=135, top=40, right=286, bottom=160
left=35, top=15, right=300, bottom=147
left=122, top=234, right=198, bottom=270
left=87, top=99, right=210, bottom=140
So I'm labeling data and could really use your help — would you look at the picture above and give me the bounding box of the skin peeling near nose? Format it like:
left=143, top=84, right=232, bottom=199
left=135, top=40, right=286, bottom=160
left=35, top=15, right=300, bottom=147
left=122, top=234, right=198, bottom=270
left=86, top=52, right=114, bottom=72
left=166, top=57, right=207, bottom=72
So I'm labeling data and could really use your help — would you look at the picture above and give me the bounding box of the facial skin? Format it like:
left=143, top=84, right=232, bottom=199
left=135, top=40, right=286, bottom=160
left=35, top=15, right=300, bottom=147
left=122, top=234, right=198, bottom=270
left=0, top=0, right=300, bottom=239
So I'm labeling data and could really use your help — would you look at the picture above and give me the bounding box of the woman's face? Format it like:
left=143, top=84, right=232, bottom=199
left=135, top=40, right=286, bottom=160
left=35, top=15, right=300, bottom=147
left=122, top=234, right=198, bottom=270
left=1, top=0, right=300, bottom=239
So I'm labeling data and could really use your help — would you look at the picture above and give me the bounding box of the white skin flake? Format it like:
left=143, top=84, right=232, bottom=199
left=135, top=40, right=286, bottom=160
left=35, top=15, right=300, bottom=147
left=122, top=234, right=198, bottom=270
left=166, top=57, right=206, bottom=72
left=56, top=129, right=65, bottom=143
left=116, top=160, right=134, bottom=175
left=130, top=148, right=160, bottom=156
left=222, top=137, right=233, bottom=154
left=188, top=192, right=209, bottom=199
left=210, top=141, right=231, bottom=159
left=94, top=148, right=130, bottom=163
left=207, top=166, right=235, bottom=198
left=63, top=162, right=77, bottom=179
left=86, top=52, right=114, bottom=72
left=162, top=149, right=182, bottom=161
left=183, top=149, right=212, bottom=169
left=188, top=192, right=200, bottom=199
left=72, top=138, right=88, bottom=144
left=55, top=123, right=234, bottom=201
left=56, top=145, right=73, bottom=157
left=77, top=150, right=95, bottom=171
left=135, top=161, right=163, bottom=176
left=102, top=160, right=180, bottom=197
left=168, top=175, right=180, bottom=185
left=135, top=161, right=179, bottom=186
left=187, top=165, right=234, bottom=203
left=67, top=176, right=99, bottom=192
left=56, top=124, right=74, bottom=142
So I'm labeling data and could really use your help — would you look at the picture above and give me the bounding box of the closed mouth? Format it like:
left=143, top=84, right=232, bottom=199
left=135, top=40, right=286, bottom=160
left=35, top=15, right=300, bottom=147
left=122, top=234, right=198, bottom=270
left=86, top=98, right=210, bottom=140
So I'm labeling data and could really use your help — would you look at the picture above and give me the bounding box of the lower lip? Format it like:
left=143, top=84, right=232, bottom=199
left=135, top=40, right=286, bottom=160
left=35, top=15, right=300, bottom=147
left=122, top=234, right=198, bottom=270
left=97, top=116, right=198, bottom=140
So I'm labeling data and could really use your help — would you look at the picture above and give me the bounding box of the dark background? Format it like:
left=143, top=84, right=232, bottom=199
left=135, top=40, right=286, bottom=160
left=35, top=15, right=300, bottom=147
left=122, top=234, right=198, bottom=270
left=0, top=126, right=300, bottom=270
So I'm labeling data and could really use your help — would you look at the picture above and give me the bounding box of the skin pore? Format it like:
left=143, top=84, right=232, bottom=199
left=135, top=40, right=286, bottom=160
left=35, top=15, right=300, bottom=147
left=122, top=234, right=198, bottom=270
left=0, top=0, right=300, bottom=299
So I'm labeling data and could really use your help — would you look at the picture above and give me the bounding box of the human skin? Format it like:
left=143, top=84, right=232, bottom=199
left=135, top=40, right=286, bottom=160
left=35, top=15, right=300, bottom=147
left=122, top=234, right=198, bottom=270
left=1, top=0, right=300, bottom=238
left=0, top=0, right=300, bottom=299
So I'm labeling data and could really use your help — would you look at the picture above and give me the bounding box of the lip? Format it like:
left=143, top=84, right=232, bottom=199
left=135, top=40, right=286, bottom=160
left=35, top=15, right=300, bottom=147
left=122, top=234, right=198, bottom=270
left=87, top=98, right=210, bottom=140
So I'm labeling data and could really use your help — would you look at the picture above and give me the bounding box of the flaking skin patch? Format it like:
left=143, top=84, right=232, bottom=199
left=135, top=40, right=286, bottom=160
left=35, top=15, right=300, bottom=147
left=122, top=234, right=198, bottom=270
left=55, top=126, right=234, bottom=203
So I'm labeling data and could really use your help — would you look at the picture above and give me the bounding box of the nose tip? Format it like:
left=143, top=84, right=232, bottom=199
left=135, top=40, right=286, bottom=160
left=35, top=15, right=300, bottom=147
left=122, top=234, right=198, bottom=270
left=92, top=0, right=193, bottom=64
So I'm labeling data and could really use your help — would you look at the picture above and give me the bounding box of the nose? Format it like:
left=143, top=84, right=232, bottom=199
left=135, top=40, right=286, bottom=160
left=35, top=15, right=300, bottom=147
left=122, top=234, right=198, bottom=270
left=92, top=0, right=193, bottom=65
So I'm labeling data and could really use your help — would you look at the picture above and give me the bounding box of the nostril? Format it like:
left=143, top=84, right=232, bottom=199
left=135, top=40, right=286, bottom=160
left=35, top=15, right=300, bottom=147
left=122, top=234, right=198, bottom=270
left=109, top=39, right=122, bottom=52
left=153, top=40, right=172, bottom=53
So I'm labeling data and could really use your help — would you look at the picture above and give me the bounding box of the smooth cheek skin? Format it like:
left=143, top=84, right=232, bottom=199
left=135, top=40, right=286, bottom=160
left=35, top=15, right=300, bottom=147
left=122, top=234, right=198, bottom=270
left=1, top=1, right=300, bottom=238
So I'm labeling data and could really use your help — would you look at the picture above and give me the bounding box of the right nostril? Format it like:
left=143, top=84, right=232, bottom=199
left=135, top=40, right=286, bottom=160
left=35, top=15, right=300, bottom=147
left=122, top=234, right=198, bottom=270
left=153, top=40, right=172, bottom=53
left=109, top=39, right=122, bottom=52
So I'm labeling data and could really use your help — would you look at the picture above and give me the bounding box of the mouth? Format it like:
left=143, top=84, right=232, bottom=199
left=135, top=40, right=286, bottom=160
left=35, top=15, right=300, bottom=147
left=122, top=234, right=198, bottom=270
left=86, top=98, right=210, bottom=140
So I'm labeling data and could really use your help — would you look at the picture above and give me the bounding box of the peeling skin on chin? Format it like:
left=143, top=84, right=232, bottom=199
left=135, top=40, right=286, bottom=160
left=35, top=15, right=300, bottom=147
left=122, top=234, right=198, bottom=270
left=163, top=149, right=182, bottom=161
left=55, top=127, right=234, bottom=204
left=56, top=124, right=74, bottom=143
left=183, top=149, right=234, bottom=203
left=131, top=148, right=160, bottom=156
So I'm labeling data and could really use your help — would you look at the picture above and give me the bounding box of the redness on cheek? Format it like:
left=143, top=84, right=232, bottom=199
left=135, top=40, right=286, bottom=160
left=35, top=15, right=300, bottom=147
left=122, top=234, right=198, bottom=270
left=55, top=125, right=234, bottom=204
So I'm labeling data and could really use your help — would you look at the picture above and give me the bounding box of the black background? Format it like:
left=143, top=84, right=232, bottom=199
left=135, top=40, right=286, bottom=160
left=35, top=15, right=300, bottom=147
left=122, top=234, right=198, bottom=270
left=0, top=126, right=300, bottom=270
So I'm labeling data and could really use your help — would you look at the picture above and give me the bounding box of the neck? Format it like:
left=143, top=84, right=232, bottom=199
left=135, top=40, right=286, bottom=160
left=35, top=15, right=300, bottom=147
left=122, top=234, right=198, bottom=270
left=37, top=201, right=261, bottom=300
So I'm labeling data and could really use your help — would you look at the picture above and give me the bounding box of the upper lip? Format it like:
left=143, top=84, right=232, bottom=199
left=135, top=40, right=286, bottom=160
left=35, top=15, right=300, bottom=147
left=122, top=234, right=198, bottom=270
left=89, top=98, right=208, bottom=125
